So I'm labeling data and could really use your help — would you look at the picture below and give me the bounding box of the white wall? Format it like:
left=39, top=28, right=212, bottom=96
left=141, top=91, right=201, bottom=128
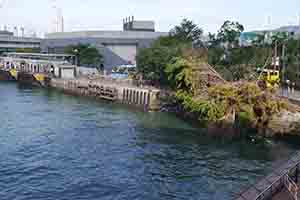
left=61, top=68, right=75, bottom=79
left=77, top=67, right=99, bottom=76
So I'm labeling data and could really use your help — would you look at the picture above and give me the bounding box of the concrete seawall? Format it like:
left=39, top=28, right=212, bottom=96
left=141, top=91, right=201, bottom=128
left=50, top=78, right=161, bottom=111
left=0, top=67, right=161, bottom=111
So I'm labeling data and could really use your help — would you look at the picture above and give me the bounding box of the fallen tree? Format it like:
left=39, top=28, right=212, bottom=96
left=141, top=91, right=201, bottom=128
left=163, top=51, right=300, bottom=137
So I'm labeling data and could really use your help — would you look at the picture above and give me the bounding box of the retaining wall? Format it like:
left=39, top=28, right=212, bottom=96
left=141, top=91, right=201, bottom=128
left=50, top=78, right=161, bottom=111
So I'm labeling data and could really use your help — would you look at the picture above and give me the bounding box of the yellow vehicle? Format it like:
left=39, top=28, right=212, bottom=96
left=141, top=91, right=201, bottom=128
left=259, top=69, right=280, bottom=88
left=9, top=68, right=18, bottom=80
left=33, top=73, right=45, bottom=82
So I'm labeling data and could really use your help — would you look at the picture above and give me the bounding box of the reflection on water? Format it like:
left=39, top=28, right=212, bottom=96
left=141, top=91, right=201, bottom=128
left=0, top=82, right=299, bottom=200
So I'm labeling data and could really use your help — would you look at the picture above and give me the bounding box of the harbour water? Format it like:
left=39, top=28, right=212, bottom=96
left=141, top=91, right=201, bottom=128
left=0, top=81, right=300, bottom=200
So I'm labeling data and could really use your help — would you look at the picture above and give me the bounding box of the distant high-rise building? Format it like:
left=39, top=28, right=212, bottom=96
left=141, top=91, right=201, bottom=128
left=20, top=27, right=25, bottom=37
left=61, top=14, right=64, bottom=33
left=57, top=8, right=64, bottom=32
left=267, top=15, right=272, bottom=27
left=51, top=0, right=64, bottom=33
left=14, top=26, right=18, bottom=37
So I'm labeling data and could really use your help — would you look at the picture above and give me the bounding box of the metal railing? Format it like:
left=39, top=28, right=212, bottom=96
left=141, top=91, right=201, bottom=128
left=79, top=74, right=160, bottom=90
left=236, top=152, right=300, bottom=200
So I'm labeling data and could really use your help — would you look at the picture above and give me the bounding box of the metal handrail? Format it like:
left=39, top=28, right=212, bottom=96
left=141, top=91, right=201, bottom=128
left=236, top=152, right=300, bottom=200
left=255, top=167, right=299, bottom=200
left=255, top=163, right=299, bottom=200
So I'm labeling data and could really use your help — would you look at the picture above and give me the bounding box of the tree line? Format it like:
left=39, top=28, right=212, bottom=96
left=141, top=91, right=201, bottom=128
left=135, top=19, right=295, bottom=130
left=136, top=19, right=300, bottom=85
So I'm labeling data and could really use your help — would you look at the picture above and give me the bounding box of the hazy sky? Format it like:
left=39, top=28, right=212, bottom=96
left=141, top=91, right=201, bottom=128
left=0, top=0, right=300, bottom=37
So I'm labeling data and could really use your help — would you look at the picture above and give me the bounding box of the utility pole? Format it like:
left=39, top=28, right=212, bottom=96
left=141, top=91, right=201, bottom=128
left=282, top=43, right=286, bottom=83
left=275, top=41, right=278, bottom=59
left=273, top=40, right=278, bottom=70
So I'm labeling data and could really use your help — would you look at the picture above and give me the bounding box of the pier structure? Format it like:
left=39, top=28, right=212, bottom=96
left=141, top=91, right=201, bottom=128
left=0, top=52, right=76, bottom=85
left=0, top=53, right=161, bottom=110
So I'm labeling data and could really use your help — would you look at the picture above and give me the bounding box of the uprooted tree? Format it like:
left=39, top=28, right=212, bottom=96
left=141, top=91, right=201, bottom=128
left=167, top=51, right=297, bottom=137
left=136, top=19, right=300, bottom=137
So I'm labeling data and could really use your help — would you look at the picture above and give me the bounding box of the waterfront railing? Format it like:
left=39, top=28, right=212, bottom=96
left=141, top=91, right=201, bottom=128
left=236, top=152, right=300, bottom=200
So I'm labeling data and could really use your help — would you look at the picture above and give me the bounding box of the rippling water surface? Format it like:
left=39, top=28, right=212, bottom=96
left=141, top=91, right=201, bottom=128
left=0, top=82, right=300, bottom=200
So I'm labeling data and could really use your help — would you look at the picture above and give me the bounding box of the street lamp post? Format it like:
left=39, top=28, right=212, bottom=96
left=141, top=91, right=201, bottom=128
left=73, top=49, right=79, bottom=66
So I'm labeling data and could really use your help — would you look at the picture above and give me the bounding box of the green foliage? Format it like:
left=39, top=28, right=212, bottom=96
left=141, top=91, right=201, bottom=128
left=136, top=46, right=179, bottom=84
left=206, top=21, right=262, bottom=81
left=136, top=18, right=204, bottom=84
left=175, top=90, right=226, bottom=122
left=165, top=57, right=193, bottom=91
left=153, top=35, right=181, bottom=47
left=175, top=82, right=288, bottom=127
left=209, top=47, right=262, bottom=81
left=285, top=38, right=300, bottom=81
left=217, top=20, right=244, bottom=48
left=64, top=44, right=103, bottom=67
left=271, top=32, right=289, bottom=46
left=251, top=32, right=267, bottom=47
left=169, top=18, right=203, bottom=47
left=209, top=82, right=288, bottom=125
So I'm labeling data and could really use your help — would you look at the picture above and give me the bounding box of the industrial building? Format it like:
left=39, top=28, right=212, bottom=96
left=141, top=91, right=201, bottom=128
left=0, top=30, right=41, bottom=53
left=41, top=17, right=168, bottom=71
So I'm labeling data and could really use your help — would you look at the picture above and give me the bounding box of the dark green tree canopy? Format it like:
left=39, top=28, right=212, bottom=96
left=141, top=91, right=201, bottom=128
left=136, top=46, right=180, bottom=84
left=136, top=19, right=203, bottom=84
left=217, top=21, right=244, bottom=48
left=169, top=19, right=204, bottom=47
left=64, top=44, right=103, bottom=67
left=251, top=32, right=267, bottom=47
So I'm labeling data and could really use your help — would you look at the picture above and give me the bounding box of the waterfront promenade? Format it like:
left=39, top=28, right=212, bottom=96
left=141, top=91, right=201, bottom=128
left=280, top=87, right=300, bottom=103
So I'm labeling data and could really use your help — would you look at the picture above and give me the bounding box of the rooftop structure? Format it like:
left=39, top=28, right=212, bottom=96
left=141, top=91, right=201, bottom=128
left=123, top=16, right=155, bottom=32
